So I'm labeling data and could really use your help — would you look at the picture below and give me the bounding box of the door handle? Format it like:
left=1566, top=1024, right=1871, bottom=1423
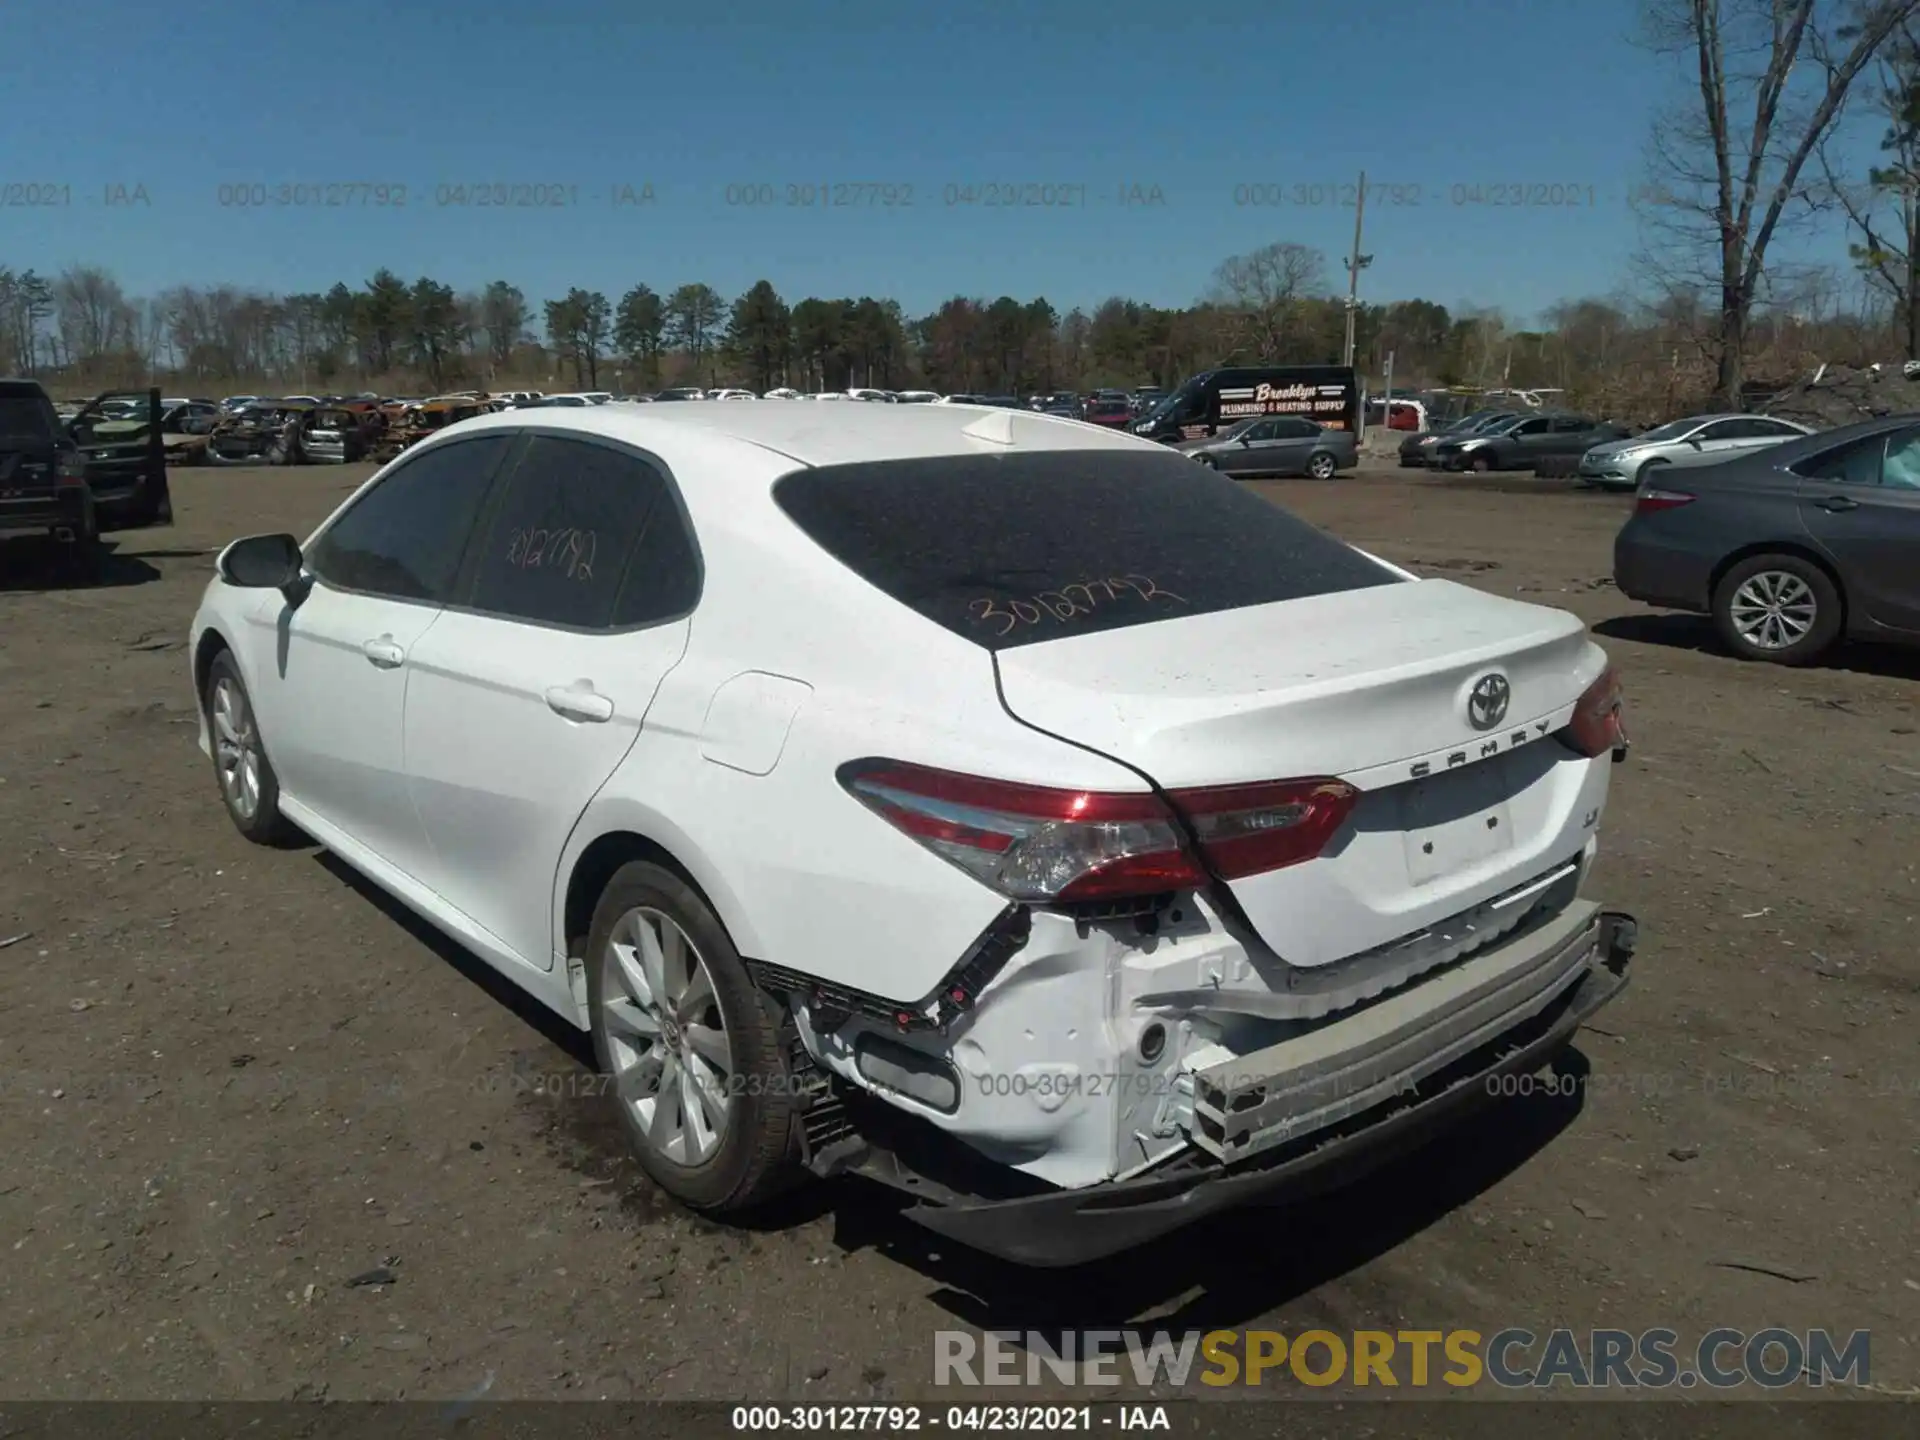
left=545, top=683, right=614, bottom=723
left=1817, top=495, right=1859, bottom=512
left=361, top=636, right=405, bottom=668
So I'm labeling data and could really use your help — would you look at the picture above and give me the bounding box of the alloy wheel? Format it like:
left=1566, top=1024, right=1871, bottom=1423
left=600, top=906, right=735, bottom=1166
left=1729, top=570, right=1817, bottom=650
left=211, top=677, right=262, bottom=820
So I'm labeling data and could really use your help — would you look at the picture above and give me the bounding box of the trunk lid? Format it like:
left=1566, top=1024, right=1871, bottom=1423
left=994, top=578, right=1605, bottom=967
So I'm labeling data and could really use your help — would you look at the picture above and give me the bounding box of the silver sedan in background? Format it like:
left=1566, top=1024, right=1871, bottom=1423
left=1579, top=413, right=1814, bottom=491
left=1173, top=414, right=1358, bottom=478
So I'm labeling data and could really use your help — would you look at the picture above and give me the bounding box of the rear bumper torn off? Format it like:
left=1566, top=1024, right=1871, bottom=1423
left=898, top=907, right=1636, bottom=1267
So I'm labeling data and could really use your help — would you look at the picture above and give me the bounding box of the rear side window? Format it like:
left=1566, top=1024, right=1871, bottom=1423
left=465, top=435, right=664, bottom=629
left=0, top=388, right=58, bottom=444
left=774, top=450, right=1397, bottom=651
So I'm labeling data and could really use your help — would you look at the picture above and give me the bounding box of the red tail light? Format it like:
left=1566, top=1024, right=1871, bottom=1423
left=838, top=760, right=1356, bottom=903
left=1167, top=778, right=1358, bottom=879
left=1635, top=488, right=1694, bottom=513
left=1564, top=664, right=1627, bottom=757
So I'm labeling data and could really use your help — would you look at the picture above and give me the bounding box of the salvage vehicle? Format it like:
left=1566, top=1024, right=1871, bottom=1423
left=206, top=400, right=316, bottom=465
left=370, top=398, right=488, bottom=460
left=2, top=380, right=171, bottom=574
left=1176, top=414, right=1358, bottom=478
left=1577, top=413, right=1813, bottom=492
left=188, top=403, right=1636, bottom=1266
left=1614, top=412, right=1920, bottom=665
left=1430, top=412, right=1625, bottom=473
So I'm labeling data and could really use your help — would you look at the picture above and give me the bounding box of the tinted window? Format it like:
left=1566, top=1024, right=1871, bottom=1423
left=1878, top=428, right=1920, bottom=489
left=1754, top=418, right=1804, bottom=437
left=1794, top=433, right=1887, bottom=486
left=0, top=393, right=57, bottom=444
left=1275, top=418, right=1320, bottom=438
left=1239, top=420, right=1277, bottom=441
left=611, top=488, right=703, bottom=626
left=1510, top=418, right=1548, bottom=436
left=307, top=435, right=511, bottom=602
left=774, top=450, right=1397, bottom=651
left=1551, top=415, right=1590, bottom=432
left=465, top=435, right=662, bottom=629
left=1698, top=419, right=1750, bottom=440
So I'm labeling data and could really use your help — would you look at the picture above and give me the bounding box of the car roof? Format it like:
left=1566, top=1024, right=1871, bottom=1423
left=427, top=395, right=1158, bottom=472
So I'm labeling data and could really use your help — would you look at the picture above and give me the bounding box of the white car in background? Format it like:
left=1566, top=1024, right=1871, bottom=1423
left=895, top=390, right=941, bottom=404
left=187, top=403, right=1636, bottom=1266
left=709, top=388, right=758, bottom=401
left=762, top=388, right=803, bottom=400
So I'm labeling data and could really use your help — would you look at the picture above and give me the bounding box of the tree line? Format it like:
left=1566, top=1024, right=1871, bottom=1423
left=0, top=242, right=1906, bottom=421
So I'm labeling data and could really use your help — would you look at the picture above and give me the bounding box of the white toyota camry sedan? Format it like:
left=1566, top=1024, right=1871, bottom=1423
left=188, top=401, right=1637, bottom=1265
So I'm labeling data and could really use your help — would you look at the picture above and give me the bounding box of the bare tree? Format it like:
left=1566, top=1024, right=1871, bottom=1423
left=1818, top=17, right=1920, bottom=354
left=1640, top=0, right=1920, bottom=403
left=1208, top=241, right=1327, bottom=361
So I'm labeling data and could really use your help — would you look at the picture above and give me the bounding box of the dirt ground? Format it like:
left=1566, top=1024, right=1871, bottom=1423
left=0, top=460, right=1914, bottom=1407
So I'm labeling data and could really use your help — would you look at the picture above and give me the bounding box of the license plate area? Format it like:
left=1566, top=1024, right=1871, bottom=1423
left=1399, top=763, right=1515, bottom=885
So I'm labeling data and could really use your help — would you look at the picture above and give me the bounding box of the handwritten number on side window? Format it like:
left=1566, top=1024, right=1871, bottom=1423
left=504, top=527, right=596, bottom=580
left=968, top=575, right=1187, bottom=634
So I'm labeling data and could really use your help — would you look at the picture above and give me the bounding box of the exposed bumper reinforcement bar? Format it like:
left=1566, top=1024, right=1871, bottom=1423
left=894, top=908, right=1636, bottom=1267
left=1190, top=899, right=1606, bottom=1162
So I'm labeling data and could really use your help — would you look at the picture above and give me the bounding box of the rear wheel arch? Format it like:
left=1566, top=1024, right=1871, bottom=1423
left=563, top=829, right=747, bottom=964
left=1707, top=542, right=1848, bottom=628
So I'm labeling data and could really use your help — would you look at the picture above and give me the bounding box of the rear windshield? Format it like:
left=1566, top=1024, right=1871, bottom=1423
left=0, top=392, right=57, bottom=444
left=774, top=450, right=1398, bottom=650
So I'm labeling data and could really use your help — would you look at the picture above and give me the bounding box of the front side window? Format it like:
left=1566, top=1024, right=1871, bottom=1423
left=306, top=434, right=514, bottom=602
left=1510, top=418, right=1548, bottom=437
left=464, top=434, right=679, bottom=629
left=774, top=450, right=1396, bottom=651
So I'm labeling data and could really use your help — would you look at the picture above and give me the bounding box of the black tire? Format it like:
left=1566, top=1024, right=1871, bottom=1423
left=584, top=861, right=802, bottom=1214
left=1307, top=451, right=1338, bottom=480
left=1471, top=452, right=1496, bottom=473
left=202, top=650, right=299, bottom=843
left=1710, top=554, right=1843, bottom=666
left=1194, top=453, right=1218, bottom=468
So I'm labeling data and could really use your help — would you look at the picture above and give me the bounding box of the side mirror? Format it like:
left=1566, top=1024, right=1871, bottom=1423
left=218, top=532, right=304, bottom=589
left=1685, top=435, right=1703, bottom=448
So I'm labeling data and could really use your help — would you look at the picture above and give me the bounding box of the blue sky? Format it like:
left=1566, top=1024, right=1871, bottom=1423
left=0, top=0, right=1876, bottom=326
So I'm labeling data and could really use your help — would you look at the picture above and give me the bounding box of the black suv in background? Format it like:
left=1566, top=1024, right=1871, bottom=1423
left=0, top=381, right=172, bottom=577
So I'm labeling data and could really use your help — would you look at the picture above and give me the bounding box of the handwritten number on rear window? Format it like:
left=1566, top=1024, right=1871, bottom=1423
left=968, top=575, right=1187, bottom=635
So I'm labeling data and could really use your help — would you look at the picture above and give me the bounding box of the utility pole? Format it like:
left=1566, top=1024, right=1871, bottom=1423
left=1342, top=169, right=1372, bottom=369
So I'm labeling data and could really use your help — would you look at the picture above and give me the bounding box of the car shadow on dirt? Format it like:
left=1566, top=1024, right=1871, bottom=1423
left=825, top=1068, right=1586, bottom=1335
left=0, top=537, right=161, bottom=592
left=1593, top=614, right=1920, bottom=682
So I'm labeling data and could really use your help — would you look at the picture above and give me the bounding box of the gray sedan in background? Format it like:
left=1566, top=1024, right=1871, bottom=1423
left=1613, top=413, right=1920, bottom=665
left=1174, top=415, right=1357, bottom=478
left=1579, top=412, right=1814, bottom=491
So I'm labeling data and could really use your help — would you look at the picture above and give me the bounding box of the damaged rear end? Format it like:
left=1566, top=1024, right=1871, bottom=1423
left=764, top=447, right=1638, bottom=1264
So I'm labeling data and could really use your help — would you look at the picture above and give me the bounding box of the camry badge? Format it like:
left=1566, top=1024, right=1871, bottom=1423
left=1467, top=673, right=1511, bottom=731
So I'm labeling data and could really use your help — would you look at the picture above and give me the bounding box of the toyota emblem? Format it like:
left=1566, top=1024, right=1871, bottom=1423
left=1467, top=673, right=1511, bottom=731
